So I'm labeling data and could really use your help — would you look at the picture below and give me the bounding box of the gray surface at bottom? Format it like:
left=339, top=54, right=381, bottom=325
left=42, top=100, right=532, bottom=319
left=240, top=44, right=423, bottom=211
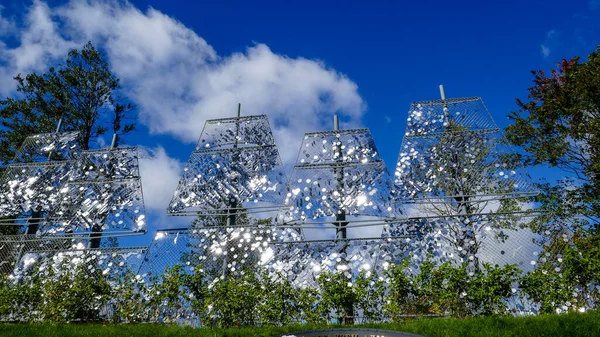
left=271, top=328, right=428, bottom=337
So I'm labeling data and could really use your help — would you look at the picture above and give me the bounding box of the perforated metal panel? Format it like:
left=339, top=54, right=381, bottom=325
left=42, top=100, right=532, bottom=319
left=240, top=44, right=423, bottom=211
left=282, top=128, right=398, bottom=223
left=168, top=115, right=286, bottom=215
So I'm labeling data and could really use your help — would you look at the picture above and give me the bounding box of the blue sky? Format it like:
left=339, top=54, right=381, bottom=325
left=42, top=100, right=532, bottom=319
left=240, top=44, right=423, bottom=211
left=1, top=0, right=599, bottom=246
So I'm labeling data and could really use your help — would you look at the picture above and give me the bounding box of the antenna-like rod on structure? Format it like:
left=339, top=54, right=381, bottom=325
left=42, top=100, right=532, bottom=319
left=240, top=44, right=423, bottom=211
left=439, top=84, right=446, bottom=100
left=440, top=84, right=450, bottom=122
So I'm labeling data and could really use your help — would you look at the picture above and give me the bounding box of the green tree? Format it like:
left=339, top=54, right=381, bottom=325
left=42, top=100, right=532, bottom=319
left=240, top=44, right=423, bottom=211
left=506, top=46, right=600, bottom=232
left=256, top=271, right=299, bottom=326
left=506, top=46, right=600, bottom=311
left=0, top=41, right=134, bottom=162
left=317, top=271, right=361, bottom=324
left=207, top=268, right=262, bottom=327
left=0, top=41, right=135, bottom=250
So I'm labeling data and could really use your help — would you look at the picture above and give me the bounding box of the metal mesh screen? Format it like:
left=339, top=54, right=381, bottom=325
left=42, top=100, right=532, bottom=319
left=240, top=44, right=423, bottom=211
left=12, top=131, right=80, bottom=163
left=0, top=131, right=81, bottom=219
left=137, top=227, right=409, bottom=288
left=52, top=147, right=147, bottom=234
left=391, top=95, right=540, bottom=273
left=0, top=162, right=74, bottom=218
left=0, top=233, right=145, bottom=279
left=393, top=98, right=537, bottom=206
left=282, top=128, right=397, bottom=223
left=168, top=115, right=286, bottom=215
left=197, top=115, right=275, bottom=149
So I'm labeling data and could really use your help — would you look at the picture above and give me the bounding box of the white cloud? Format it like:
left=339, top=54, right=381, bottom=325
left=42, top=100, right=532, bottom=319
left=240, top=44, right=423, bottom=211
left=0, top=0, right=365, bottom=163
left=0, top=1, right=77, bottom=94
left=0, top=0, right=365, bottom=237
left=540, top=29, right=557, bottom=59
left=541, top=44, right=550, bottom=58
left=138, top=146, right=183, bottom=212
left=0, top=0, right=365, bottom=166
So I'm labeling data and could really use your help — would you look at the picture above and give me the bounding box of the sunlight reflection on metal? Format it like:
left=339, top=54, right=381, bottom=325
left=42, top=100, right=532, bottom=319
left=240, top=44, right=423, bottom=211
left=168, top=114, right=287, bottom=216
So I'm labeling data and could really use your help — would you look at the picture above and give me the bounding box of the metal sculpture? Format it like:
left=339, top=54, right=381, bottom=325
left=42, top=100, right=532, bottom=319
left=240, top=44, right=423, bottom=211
left=141, top=105, right=290, bottom=284
left=0, top=124, right=148, bottom=283
left=388, top=86, right=539, bottom=270
left=168, top=104, right=286, bottom=217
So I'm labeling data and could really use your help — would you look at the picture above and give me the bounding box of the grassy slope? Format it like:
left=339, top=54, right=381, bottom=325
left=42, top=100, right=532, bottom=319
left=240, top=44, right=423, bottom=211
left=0, top=311, right=598, bottom=337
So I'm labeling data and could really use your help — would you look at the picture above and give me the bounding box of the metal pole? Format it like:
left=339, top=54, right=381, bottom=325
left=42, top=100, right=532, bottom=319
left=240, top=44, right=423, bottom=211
left=333, top=115, right=347, bottom=242
left=87, top=133, right=119, bottom=249
left=439, top=84, right=446, bottom=101
left=440, top=84, right=450, bottom=122
left=439, top=85, right=477, bottom=270
left=223, top=104, right=241, bottom=277
left=333, top=115, right=352, bottom=324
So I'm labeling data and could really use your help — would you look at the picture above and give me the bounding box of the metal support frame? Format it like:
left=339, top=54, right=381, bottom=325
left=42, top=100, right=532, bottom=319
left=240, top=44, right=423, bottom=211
left=88, top=133, right=119, bottom=249
left=441, top=85, right=477, bottom=269
left=222, top=103, right=242, bottom=277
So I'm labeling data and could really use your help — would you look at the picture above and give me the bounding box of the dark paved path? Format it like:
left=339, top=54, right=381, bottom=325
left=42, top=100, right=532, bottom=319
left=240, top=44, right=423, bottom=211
left=271, top=328, right=428, bottom=337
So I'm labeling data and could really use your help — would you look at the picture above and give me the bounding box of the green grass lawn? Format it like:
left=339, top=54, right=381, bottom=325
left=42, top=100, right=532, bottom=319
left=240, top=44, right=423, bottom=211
left=0, top=311, right=598, bottom=337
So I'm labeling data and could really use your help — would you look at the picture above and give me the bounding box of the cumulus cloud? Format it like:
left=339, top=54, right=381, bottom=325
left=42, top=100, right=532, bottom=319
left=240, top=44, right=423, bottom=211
left=138, top=146, right=183, bottom=212
left=0, top=1, right=77, bottom=93
left=0, top=0, right=365, bottom=165
left=0, top=0, right=366, bottom=229
left=138, top=146, right=195, bottom=230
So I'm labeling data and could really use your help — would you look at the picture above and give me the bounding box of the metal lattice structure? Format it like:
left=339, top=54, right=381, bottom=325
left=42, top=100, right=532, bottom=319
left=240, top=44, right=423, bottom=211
left=168, top=114, right=287, bottom=216
left=0, top=126, right=148, bottom=284
left=141, top=106, right=295, bottom=288
left=392, top=96, right=537, bottom=205
left=12, top=244, right=147, bottom=281
left=139, top=228, right=409, bottom=288
left=56, top=147, right=147, bottom=235
left=0, top=132, right=80, bottom=219
left=388, top=88, right=540, bottom=270
left=138, top=226, right=300, bottom=280
left=268, top=118, right=408, bottom=286
left=281, top=128, right=398, bottom=223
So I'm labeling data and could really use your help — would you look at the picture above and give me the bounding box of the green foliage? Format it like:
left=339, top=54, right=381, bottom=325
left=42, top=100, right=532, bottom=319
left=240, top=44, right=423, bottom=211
left=506, top=45, right=600, bottom=231
left=317, top=271, right=360, bottom=323
left=0, top=268, right=43, bottom=321
left=158, top=265, right=189, bottom=323
left=0, top=41, right=135, bottom=166
left=384, top=259, right=520, bottom=319
left=256, top=272, right=299, bottom=326
left=354, top=271, right=386, bottom=323
left=520, top=230, right=600, bottom=314
left=40, top=262, right=111, bottom=322
left=182, top=267, right=210, bottom=325
left=0, top=257, right=594, bottom=326
left=506, top=45, right=600, bottom=316
left=296, top=285, right=326, bottom=325
left=506, top=46, right=600, bottom=191
left=111, top=270, right=147, bottom=323
left=207, top=269, right=262, bottom=327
